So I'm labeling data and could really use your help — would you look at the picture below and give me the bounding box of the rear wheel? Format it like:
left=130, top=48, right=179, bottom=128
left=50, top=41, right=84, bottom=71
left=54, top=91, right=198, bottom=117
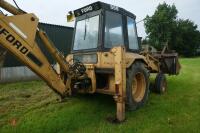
left=126, top=62, right=150, bottom=111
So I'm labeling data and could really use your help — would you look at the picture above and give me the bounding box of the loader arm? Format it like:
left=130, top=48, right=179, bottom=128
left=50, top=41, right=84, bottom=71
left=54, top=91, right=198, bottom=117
left=0, top=0, right=77, bottom=96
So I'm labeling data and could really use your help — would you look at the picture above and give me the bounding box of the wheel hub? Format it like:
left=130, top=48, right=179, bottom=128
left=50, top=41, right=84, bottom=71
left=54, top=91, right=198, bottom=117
left=132, top=72, right=146, bottom=102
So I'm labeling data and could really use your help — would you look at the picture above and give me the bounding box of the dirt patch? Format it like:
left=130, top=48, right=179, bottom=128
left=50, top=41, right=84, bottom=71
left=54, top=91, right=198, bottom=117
left=0, top=108, right=7, bottom=114
left=9, top=118, right=18, bottom=127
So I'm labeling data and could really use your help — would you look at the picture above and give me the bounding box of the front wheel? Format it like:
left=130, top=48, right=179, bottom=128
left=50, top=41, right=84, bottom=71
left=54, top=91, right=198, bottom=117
left=154, top=73, right=167, bottom=94
left=126, top=62, right=150, bottom=111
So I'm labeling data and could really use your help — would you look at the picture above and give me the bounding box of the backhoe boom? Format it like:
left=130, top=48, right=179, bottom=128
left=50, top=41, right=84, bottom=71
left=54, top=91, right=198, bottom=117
left=0, top=0, right=76, bottom=96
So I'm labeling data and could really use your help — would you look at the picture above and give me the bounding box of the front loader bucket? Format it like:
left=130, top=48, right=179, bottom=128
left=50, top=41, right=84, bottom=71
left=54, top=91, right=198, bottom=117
left=153, top=51, right=181, bottom=75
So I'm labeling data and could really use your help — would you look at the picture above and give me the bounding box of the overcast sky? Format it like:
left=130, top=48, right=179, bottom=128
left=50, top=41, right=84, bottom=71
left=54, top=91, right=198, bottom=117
left=4, top=0, right=200, bottom=38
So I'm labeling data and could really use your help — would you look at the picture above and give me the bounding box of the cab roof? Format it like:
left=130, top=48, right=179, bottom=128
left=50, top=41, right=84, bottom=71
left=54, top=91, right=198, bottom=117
left=73, top=1, right=136, bottom=19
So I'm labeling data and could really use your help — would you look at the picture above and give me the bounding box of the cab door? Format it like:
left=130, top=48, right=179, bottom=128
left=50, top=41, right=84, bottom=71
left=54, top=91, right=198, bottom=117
left=104, top=11, right=125, bottom=49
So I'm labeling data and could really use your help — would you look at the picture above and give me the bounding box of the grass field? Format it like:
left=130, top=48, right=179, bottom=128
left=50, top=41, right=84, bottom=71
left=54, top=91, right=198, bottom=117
left=0, top=58, right=200, bottom=133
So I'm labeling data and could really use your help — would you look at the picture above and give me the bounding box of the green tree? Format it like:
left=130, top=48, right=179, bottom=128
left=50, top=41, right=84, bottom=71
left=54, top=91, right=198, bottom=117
left=173, top=19, right=200, bottom=56
left=144, top=2, right=178, bottom=50
left=144, top=2, right=200, bottom=57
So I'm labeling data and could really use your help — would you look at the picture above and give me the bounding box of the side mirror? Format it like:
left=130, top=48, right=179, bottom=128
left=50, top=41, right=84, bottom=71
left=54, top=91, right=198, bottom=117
left=67, top=11, right=75, bottom=22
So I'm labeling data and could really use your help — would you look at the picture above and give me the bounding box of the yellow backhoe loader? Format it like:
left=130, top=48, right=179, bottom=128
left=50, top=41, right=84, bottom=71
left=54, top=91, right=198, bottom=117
left=0, top=0, right=180, bottom=122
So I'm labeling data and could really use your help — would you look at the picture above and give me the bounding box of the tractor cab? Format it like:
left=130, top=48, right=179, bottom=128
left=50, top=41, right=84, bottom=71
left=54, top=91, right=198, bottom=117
left=69, top=2, right=140, bottom=54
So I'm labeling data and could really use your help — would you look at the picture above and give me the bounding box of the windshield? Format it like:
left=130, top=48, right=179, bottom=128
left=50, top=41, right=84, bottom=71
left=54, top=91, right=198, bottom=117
left=73, top=15, right=99, bottom=50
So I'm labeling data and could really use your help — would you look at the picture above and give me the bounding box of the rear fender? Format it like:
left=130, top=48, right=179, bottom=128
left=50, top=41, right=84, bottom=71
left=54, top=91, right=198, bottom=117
left=125, top=52, right=148, bottom=68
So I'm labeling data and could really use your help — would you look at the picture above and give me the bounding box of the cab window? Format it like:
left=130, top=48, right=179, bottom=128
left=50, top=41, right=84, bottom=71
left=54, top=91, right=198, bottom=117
left=127, top=17, right=139, bottom=50
left=104, top=11, right=124, bottom=48
left=73, top=15, right=100, bottom=50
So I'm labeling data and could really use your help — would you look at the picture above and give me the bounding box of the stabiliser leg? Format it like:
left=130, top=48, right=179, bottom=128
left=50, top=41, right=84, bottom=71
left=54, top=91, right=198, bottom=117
left=111, top=46, right=126, bottom=122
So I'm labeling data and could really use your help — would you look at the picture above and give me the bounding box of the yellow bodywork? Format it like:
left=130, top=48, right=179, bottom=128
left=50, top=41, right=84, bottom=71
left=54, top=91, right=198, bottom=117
left=66, top=49, right=159, bottom=95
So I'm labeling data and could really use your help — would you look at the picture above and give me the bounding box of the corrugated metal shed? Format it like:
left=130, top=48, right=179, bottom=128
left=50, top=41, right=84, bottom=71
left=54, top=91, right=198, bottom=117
left=3, top=23, right=74, bottom=67
left=0, top=66, right=39, bottom=83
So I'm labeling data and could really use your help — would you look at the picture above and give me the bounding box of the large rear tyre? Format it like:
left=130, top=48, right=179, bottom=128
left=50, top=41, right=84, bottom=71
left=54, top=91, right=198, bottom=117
left=126, top=62, right=150, bottom=111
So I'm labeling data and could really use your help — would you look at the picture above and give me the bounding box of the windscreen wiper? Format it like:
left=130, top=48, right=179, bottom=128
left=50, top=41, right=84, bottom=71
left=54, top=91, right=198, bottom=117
left=84, top=15, right=89, bottom=40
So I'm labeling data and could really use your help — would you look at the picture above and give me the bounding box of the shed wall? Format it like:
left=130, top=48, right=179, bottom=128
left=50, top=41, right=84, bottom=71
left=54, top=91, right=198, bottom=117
left=0, top=66, right=39, bottom=83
